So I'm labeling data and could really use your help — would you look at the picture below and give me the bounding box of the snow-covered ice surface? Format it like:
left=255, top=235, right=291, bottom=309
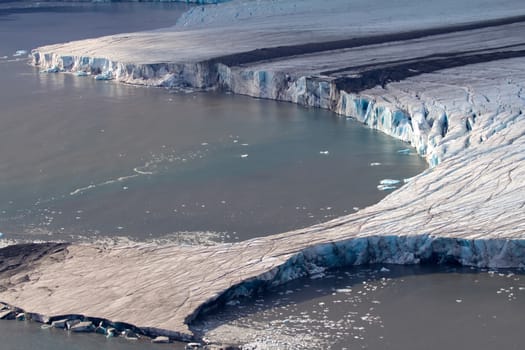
left=2, top=0, right=525, bottom=345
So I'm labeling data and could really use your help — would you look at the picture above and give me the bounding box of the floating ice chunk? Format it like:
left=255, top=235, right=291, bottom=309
left=133, top=167, right=153, bottom=175
left=13, top=50, right=28, bottom=57
left=201, top=142, right=208, bottom=146
left=456, top=299, right=463, bottom=303
left=397, top=148, right=411, bottom=154
left=226, top=300, right=240, bottom=306
left=380, top=267, right=390, bottom=272
left=310, top=272, right=326, bottom=279
left=379, top=179, right=400, bottom=185
left=377, top=184, right=396, bottom=191
left=0, top=232, right=3, bottom=238
left=75, top=71, right=89, bottom=77
left=370, top=162, right=381, bottom=166
left=41, top=66, right=60, bottom=73
left=336, top=288, right=352, bottom=293
left=403, top=177, right=415, bottom=183
left=319, top=150, right=329, bottom=155
left=379, top=179, right=401, bottom=185
left=240, top=154, right=248, bottom=158
left=0, top=56, right=8, bottom=60
left=94, top=71, right=113, bottom=80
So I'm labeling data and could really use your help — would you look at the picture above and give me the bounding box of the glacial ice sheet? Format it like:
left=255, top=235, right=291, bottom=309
left=3, top=0, right=525, bottom=342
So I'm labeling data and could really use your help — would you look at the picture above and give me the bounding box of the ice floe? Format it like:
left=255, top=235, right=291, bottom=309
left=379, top=179, right=400, bottom=185
left=94, top=71, right=113, bottom=81
left=13, top=50, right=28, bottom=57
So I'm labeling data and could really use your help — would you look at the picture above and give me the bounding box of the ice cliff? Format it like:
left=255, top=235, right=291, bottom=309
left=2, top=0, right=525, bottom=343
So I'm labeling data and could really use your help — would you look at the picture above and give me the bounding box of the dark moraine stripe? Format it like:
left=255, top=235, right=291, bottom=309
left=0, top=243, right=69, bottom=292
left=210, top=15, right=525, bottom=66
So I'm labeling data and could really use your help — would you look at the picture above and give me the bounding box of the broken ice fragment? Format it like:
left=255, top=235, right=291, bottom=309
left=397, top=148, right=411, bottom=154
left=94, top=71, right=113, bottom=80
left=370, top=162, right=381, bottom=166
left=75, top=71, right=89, bottom=77
left=240, top=154, right=248, bottom=158
left=41, top=66, right=60, bottom=73
left=0, top=232, right=3, bottom=238
left=380, top=179, right=400, bottom=185
left=377, top=184, right=396, bottom=191
left=13, top=50, right=28, bottom=57
left=319, top=150, right=329, bottom=155
left=380, top=267, right=390, bottom=272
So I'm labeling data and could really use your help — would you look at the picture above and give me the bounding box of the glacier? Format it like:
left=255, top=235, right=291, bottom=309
left=1, top=0, right=525, bottom=345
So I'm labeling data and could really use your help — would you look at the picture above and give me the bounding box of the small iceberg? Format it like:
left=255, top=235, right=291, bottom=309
left=0, top=56, right=8, bottom=60
left=40, top=66, right=60, bottom=73
left=13, top=50, right=28, bottom=57
left=379, top=179, right=400, bottom=185
left=370, top=162, right=381, bottom=166
left=94, top=71, right=113, bottom=81
left=75, top=71, right=89, bottom=77
left=377, top=184, right=397, bottom=191
left=319, top=150, right=329, bottom=155
left=0, top=232, right=3, bottom=238
left=397, top=148, right=412, bottom=154
left=240, top=154, right=249, bottom=158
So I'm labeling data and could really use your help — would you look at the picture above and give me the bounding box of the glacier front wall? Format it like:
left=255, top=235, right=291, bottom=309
left=33, top=52, right=452, bottom=168
left=187, top=234, right=525, bottom=324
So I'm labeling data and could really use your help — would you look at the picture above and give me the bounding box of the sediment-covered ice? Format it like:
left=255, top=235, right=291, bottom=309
left=2, top=0, right=525, bottom=344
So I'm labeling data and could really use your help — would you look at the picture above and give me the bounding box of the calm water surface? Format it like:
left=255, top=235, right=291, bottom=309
left=0, top=3, right=426, bottom=244
left=195, top=266, right=525, bottom=349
